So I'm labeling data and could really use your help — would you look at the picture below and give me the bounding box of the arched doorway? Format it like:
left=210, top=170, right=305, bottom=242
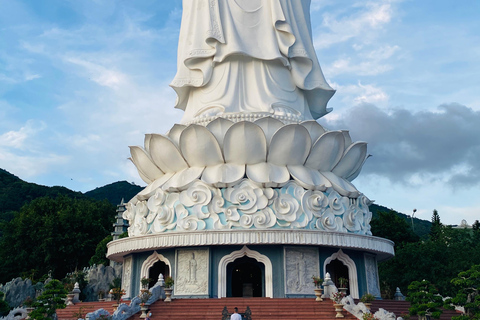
left=227, top=256, right=264, bottom=297
left=218, top=246, right=273, bottom=298
left=148, top=260, right=170, bottom=288
left=323, top=249, right=359, bottom=298
left=140, top=252, right=172, bottom=291
left=326, top=259, right=349, bottom=295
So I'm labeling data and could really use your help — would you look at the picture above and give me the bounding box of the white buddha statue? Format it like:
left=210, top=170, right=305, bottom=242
left=170, top=0, right=335, bottom=124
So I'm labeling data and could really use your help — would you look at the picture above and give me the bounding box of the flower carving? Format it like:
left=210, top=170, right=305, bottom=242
left=122, top=181, right=373, bottom=236
left=224, top=180, right=272, bottom=214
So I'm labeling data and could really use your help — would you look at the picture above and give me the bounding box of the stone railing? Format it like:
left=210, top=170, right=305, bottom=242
left=84, top=281, right=164, bottom=320
left=0, top=307, right=29, bottom=320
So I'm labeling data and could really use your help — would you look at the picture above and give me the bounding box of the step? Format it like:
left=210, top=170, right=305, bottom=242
left=56, top=298, right=460, bottom=320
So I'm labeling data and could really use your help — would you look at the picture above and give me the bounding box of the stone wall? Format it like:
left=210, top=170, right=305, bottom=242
left=83, top=264, right=122, bottom=302
left=0, top=278, right=40, bottom=308
left=0, top=264, right=122, bottom=307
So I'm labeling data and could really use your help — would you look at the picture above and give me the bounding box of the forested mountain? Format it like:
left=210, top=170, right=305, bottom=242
left=370, top=203, right=431, bottom=238
left=0, top=169, right=84, bottom=223
left=0, top=169, right=142, bottom=283
left=0, top=169, right=142, bottom=223
left=84, top=181, right=142, bottom=205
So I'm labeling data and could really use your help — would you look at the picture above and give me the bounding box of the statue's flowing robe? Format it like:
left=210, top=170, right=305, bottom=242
left=171, top=0, right=335, bottom=124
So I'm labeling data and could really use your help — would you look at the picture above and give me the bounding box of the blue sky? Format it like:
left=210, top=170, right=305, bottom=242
left=1, top=0, right=479, bottom=225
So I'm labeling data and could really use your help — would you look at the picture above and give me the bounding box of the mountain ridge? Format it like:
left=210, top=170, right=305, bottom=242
left=0, top=168, right=430, bottom=236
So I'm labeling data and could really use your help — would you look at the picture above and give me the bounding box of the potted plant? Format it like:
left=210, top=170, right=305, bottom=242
left=360, top=293, right=376, bottom=310
left=338, top=277, right=349, bottom=294
left=98, top=290, right=106, bottom=301
left=362, top=312, right=378, bottom=320
left=332, top=291, right=346, bottom=318
left=164, top=276, right=174, bottom=302
left=109, top=278, right=124, bottom=309
left=140, top=277, right=151, bottom=290
left=138, top=289, right=152, bottom=318
left=64, top=282, right=75, bottom=305
left=110, top=287, right=126, bottom=307
left=312, top=276, right=324, bottom=301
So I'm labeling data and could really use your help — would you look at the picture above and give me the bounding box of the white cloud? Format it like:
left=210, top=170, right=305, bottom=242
left=64, top=56, right=128, bottom=89
left=327, top=81, right=389, bottom=109
left=0, top=150, right=70, bottom=179
left=314, top=1, right=395, bottom=49
left=24, top=73, right=41, bottom=81
left=323, top=103, right=480, bottom=188
left=0, top=120, right=46, bottom=150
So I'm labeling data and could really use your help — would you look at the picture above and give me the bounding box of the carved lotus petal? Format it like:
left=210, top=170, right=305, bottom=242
left=332, top=142, right=368, bottom=179
left=179, top=124, right=224, bottom=167
left=254, top=117, right=284, bottom=144
left=321, top=171, right=359, bottom=198
left=305, top=131, right=345, bottom=171
left=167, top=124, right=187, bottom=147
left=341, top=130, right=353, bottom=149
left=246, top=162, right=290, bottom=187
left=301, top=120, right=326, bottom=144
left=345, top=154, right=371, bottom=182
left=129, top=146, right=164, bottom=182
left=288, top=165, right=331, bottom=190
left=129, top=158, right=153, bottom=184
left=162, top=167, right=205, bottom=192
left=202, top=163, right=245, bottom=187
left=144, top=134, right=152, bottom=153
left=206, top=117, right=234, bottom=147
left=135, top=172, right=175, bottom=201
left=223, top=121, right=267, bottom=164
left=149, top=134, right=188, bottom=173
left=268, top=124, right=311, bottom=166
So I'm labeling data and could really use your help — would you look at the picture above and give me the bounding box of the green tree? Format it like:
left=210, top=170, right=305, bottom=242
left=444, top=264, right=480, bottom=320
left=0, top=196, right=115, bottom=283
left=0, top=291, right=10, bottom=316
left=30, top=279, right=67, bottom=320
left=371, top=210, right=419, bottom=297
left=89, top=235, right=113, bottom=266
left=407, top=279, right=443, bottom=319
left=371, top=210, right=419, bottom=248
left=430, top=209, right=443, bottom=241
left=378, top=225, right=480, bottom=298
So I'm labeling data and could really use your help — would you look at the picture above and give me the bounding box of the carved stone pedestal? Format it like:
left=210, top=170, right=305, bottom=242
left=140, top=305, right=149, bottom=318
left=334, top=304, right=344, bottom=318
left=164, top=288, right=173, bottom=302
left=314, top=288, right=323, bottom=301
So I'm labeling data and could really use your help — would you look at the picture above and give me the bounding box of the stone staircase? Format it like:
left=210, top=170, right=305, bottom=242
left=56, top=301, right=117, bottom=320
left=140, top=298, right=358, bottom=320
left=57, top=298, right=461, bottom=320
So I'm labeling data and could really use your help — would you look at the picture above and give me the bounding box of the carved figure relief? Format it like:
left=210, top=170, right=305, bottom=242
left=285, top=247, right=319, bottom=294
left=122, top=256, right=132, bottom=297
left=364, top=254, right=381, bottom=297
left=188, top=252, right=197, bottom=283
left=175, top=249, right=209, bottom=295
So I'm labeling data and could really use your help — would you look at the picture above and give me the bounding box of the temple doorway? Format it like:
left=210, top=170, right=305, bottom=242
left=148, top=260, right=169, bottom=289
left=227, top=256, right=264, bottom=297
left=326, top=258, right=349, bottom=295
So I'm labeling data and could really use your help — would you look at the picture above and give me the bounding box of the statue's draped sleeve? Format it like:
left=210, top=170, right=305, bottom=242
left=170, top=0, right=335, bottom=120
